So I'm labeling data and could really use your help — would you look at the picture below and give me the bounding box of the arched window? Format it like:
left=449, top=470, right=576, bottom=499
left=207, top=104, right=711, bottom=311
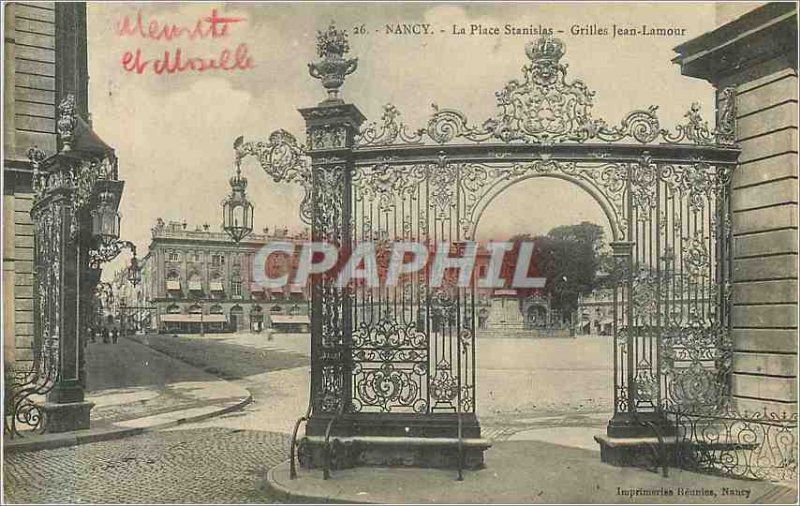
left=166, top=304, right=181, bottom=314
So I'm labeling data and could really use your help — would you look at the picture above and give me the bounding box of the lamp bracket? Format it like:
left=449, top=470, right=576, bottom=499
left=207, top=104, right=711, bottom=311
left=89, top=239, right=136, bottom=270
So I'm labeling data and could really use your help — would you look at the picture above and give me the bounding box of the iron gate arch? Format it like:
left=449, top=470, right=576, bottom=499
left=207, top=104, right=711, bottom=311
left=461, top=170, right=623, bottom=242
left=234, top=27, right=743, bottom=474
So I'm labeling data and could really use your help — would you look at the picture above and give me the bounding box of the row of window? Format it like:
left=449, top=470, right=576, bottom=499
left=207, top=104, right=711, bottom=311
left=165, top=281, right=242, bottom=295
left=167, top=252, right=227, bottom=265
left=164, top=304, right=303, bottom=314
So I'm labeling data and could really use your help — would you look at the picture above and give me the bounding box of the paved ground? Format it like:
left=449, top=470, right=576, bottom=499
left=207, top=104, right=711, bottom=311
left=125, top=333, right=308, bottom=382
left=4, top=428, right=289, bottom=504
left=3, top=338, right=288, bottom=503
left=84, top=338, right=249, bottom=426
left=149, top=332, right=613, bottom=440
left=8, top=332, right=789, bottom=504
left=273, top=439, right=797, bottom=504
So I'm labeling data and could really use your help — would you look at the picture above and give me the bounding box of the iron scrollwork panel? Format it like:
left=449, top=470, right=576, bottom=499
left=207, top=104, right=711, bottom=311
left=657, top=160, right=734, bottom=414
left=349, top=160, right=478, bottom=414
left=355, top=37, right=736, bottom=149
left=5, top=197, right=70, bottom=436
left=350, top=163, right=430, bottom=413
left=614, top=155, right=735, bottom=416
left=312, top=163, right=349, bottom=414
left=674, top=410, right=797, bottom=482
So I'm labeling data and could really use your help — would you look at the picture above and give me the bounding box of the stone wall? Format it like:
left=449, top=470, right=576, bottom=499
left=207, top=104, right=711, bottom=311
left=3, top=2, right=57, bottom=370
left=725, top=67, right=798, bottom=414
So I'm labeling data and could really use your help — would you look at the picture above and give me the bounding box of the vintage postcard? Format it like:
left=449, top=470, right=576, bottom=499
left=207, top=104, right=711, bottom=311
left=2, top=1, right=798, bottom=504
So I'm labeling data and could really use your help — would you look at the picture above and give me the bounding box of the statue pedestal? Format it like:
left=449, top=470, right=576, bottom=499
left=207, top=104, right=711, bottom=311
left=485, top=290, right=524, bottom=331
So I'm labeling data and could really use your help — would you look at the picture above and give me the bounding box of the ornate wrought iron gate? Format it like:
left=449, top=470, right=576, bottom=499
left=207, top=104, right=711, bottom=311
left=235, top=28, right=761, bottom=476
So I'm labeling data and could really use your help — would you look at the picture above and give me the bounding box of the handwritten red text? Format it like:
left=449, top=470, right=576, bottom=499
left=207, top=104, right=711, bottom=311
left=116, top=9, right=255, bottom=75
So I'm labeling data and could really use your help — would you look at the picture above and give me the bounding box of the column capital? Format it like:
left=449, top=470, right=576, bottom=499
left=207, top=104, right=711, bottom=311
left=298, top=102, right=366, bottom=129
left=609, top=241, right=635, bottom=257
left=299, top=102, right=366, bottom=153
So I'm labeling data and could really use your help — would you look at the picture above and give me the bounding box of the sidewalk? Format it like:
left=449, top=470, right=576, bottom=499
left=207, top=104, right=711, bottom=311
left=267, top=439, right=798, bottom=504
left=4, top=336, right=252, bottom=454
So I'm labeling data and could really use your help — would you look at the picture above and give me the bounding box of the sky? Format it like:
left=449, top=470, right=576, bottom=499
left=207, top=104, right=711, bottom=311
left=84, top=2, right=748, bottom=276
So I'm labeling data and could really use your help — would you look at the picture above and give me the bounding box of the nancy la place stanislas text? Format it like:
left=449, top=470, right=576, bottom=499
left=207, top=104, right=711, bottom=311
left=373, top=22, right=687, bottom=38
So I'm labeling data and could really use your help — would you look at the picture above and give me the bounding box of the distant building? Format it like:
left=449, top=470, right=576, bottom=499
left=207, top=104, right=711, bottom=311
left=575, top=284, right=716, bottom=336
left=136, top=224, right=573, bottom=336
left=576, top=290, right=615, bottom=336
left=141, top=219, right=310, bottom=334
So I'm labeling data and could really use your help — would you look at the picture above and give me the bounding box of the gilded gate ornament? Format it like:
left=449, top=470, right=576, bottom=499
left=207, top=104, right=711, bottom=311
left=309, top=23, right=358, bottom=103
left=355, top=35, right=732, bottom=148
left=234, top=131, right=313, bottom=224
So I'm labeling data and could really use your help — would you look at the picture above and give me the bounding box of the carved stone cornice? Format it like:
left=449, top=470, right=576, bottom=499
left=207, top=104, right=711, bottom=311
left=673, top=3, right=797, bottom=84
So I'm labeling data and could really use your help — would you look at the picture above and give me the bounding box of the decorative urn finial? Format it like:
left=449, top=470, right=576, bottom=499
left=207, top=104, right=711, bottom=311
left=57, top=94, right=77, bottom=151
left=308, top=22, right=358, bottom=103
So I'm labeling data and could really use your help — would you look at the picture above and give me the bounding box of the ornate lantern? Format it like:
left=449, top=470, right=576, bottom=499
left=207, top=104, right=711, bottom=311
left=91, top=190, right=121, bottom=243
left=222, top=160, right=254, bottom=243
left=127, top=255, right=141, bottom=287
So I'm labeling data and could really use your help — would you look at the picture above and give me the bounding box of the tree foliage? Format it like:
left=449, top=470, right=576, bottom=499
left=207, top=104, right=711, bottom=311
left=510, top=221, right=609, bottom=321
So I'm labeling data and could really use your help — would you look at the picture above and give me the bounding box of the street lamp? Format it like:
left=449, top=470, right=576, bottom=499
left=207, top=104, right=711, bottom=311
left=91, top=188, right=120, bottom=242
left=88, top=179, right=139, bottom=281
left=222, top=145, right=254, bottom=244
left=127, top=254, right=141, bottom=287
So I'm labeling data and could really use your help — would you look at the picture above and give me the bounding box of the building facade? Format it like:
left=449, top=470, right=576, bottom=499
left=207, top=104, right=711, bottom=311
left=141, top=219, right=311, bottom=334
left=138, top=224, right=565, bottom=336
left=4, top=2, right=89, bottom=370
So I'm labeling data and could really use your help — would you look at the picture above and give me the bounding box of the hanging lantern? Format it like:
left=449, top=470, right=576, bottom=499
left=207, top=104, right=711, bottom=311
left=91, top=190, right=120, bottom=243
left=127, top=255, right=142, bottom=287
left=222, top=162, right=254, bottom=243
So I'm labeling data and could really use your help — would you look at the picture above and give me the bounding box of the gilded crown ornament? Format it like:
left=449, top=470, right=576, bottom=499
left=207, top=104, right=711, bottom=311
left=525, top=35, right=565, bottom=63
left=308, top=22, right=358, bottom=103
left=525, top=35, right=566, bottom=86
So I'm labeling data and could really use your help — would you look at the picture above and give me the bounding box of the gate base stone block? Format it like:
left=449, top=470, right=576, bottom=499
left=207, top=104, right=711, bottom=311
left=301, top=413, right=490, bottom=470
left=594, top=434, right=679, bottom=468
left=40, top=401, right=94, bottom=433
left=605, top=412, right=677, bottom=438
left=299, top=435, right=491, bottom=470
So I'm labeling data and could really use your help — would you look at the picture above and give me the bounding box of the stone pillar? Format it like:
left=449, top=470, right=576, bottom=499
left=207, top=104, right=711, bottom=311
left=674, top=3, right=798, bottom=415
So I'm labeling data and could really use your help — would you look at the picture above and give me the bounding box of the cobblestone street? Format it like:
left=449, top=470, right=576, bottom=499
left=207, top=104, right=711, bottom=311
left=4, top=428, right=289, bottom=504
left=4, top=332, right=614, bottom=503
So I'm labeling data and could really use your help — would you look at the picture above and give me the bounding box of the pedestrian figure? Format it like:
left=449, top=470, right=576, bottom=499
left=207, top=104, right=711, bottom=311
left=102, top=327, right=110, bottom=344
left=112, top=328, right=119, bottom=344
left=91, top=327, right=96, bottom=343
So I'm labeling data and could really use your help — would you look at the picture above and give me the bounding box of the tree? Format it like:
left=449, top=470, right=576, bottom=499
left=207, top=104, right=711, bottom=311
left=502, top=224, right=608, bottom=321
left=548, top=221, right=605, bottom=253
